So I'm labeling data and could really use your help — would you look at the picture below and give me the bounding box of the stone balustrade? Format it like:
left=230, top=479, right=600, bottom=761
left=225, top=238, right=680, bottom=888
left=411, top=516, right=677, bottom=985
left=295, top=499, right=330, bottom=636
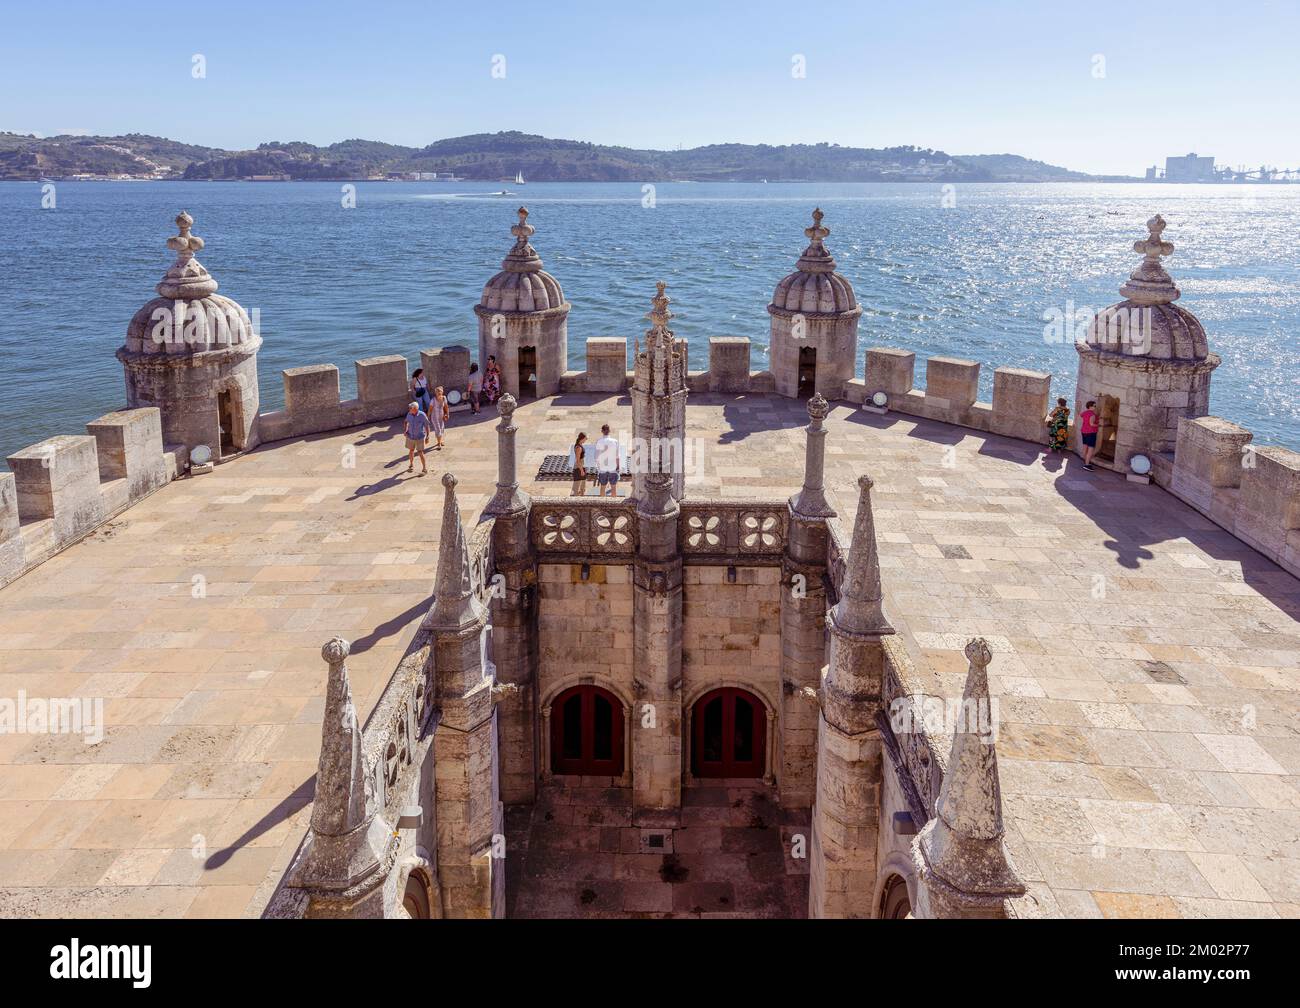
left=678, top=500, right=788, bottom=563
left=2, top=407, right=180, bottom=588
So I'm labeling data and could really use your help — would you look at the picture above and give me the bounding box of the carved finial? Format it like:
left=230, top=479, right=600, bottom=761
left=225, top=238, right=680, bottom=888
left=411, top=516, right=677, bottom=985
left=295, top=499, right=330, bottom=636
left=964, top=637, right=992, bottom=671
left=1134, top=214, right=1174, bottom=263
left=646, top=280, right=673, bottom=332
left=497, top=393, right=517, bottom=418
left=156, top=210, right=217, bottom=300
left=1119, top=212, right=1180, bottom=305
left=805, top=207, right=830, bottom=244
left=808, top=392, right=830, bottom=422
left=441, top=472, right=457, bottom=491
left=167, top=211, right=204, bottom=258
left=321, top=636, right=351, bottom=665
left=510, top=206, right=535, bottom=246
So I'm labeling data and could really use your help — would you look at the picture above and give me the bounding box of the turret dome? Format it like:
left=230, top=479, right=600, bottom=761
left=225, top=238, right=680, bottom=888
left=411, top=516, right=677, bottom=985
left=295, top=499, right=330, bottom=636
left=479, top=207, right=566, bottom=313
left=1081, top=215, right=1209, bottom=361
left=123, top=212, right=258, bottom=356
left=769, top=208, right=858, bottom=314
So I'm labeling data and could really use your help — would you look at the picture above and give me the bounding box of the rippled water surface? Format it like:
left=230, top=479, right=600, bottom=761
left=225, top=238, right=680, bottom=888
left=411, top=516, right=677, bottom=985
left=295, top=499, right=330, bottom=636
left=0, top=180, right=1296, bottom=459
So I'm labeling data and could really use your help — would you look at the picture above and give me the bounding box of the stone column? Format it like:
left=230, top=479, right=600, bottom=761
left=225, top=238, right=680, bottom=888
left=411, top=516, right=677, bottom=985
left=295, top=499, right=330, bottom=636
left=485, top=395, right=539, bottom=805
left=630, top=284, right=685, bottom=825
left=632, top=489, right=683, bottom=825
left=912, top=639, right=1025, bottom=919
left=426, top=474, right=503, bottom=918
left=780, top=394, right=835, bottom=810
left=289, top=637, right=395, bottom=918
left=809, top=475, right=895, bottom=918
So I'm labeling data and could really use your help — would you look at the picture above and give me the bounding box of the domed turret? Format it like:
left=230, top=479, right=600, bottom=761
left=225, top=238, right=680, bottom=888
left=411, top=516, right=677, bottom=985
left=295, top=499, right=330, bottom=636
left=1080, top=214, right=1210, bottom=361
left=117, top=212, right=262, bottom=462
left=473, top=207, right=571, bottom=400
left=767, top=208, right=862, bottom=399
left=1073, top=215, right=1220, bottom=472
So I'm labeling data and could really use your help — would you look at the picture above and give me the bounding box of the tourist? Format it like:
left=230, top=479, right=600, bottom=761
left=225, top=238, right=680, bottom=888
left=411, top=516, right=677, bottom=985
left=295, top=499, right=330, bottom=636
left=467, top=362, right=482, bottom=414
left=403, top=401, right=430, bottom=475
left=483, top=355, right=502, bottom=403
left=570, top=431, right=588, bottom=496
left=410, top=368, right=431, bottom=412
left=1080, top=399, right=1100, bottom=470
left=430, top=386, right=449, bottom=450
left=1046, top=397, right=1070, bottom=453
left=594, top=424, right=620, bottom=497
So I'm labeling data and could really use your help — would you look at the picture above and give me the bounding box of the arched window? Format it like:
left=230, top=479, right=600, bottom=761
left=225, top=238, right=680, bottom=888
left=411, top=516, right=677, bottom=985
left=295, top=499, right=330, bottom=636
left=691, top=687, right=766, bottom=778
left=880, top=874, right=912, bottom=919
left=551, top=685, right=624, bottom=775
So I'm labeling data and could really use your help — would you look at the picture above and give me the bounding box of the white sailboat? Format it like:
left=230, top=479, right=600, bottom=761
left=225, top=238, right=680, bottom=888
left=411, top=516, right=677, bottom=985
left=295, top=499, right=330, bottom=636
left=515, top=170, right=526, bottom=185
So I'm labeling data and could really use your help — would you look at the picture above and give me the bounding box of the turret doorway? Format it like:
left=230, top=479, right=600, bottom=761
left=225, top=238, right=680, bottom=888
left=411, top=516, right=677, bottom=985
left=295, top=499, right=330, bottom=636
left=518, top=345, right=537, bottom=401
left=797, top=347, right=816, bottom=398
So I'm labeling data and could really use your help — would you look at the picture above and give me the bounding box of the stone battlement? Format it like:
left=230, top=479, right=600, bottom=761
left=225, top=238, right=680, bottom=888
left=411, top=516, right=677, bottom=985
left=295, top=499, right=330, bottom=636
left=1, top=408, right=181, bottom=589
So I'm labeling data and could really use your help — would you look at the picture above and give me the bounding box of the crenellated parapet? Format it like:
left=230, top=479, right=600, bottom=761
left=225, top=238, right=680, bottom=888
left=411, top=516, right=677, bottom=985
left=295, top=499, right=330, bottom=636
left=2, top=407, right=178, bottom=589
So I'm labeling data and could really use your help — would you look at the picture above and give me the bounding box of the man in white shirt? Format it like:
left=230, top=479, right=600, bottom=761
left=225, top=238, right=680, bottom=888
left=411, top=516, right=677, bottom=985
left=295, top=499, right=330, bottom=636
left=593, top=424, right=621, bottom=497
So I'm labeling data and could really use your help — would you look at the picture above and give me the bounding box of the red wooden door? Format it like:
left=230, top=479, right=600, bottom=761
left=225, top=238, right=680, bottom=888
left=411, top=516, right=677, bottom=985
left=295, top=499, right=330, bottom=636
left=692, top=687, right=766, bottom=778
left=551, top=685, right=624, bottom=775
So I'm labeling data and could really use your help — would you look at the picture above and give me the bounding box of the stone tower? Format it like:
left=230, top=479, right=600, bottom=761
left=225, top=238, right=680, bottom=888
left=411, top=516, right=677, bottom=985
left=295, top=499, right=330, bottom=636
left=474, top=207, right=571, bottom=401
left=117, top=211, right=261, bottom=462
left=631, top=282, right=689, bottom=503
left=1074, top=214, right=1220, bottom=474
left=768, top=208, right=862, bottom=400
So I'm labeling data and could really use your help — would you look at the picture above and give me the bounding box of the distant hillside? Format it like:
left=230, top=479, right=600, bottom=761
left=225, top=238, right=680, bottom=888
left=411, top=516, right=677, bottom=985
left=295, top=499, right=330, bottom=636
left=0, top=132, right=221, bottom=179
left=0, top=130, right=1125, bottom=182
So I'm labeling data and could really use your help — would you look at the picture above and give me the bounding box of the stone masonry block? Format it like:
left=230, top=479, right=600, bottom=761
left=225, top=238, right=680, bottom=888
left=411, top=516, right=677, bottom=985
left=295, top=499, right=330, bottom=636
left=85, top=408, right=168, bottom=501
left=284, top=364, right=340, bottom=416
left=6, top=434, right=105, bottom=541
left=421, top=345, right=471, bottom=397
left=586, top=338, right=628, bottom=393
left=924, top=356, right=980, bottom=411
left=709, top=338, right=751, bottom=392
left=1174, top=416, right=1253, bottom=491
left=355, top=354, right=410, bottom=421
left=864, top=348, right=916, bottom=398
left=991, top=367, right=1051, bottom=443
left=1236, top=446, right=1300, bottom=556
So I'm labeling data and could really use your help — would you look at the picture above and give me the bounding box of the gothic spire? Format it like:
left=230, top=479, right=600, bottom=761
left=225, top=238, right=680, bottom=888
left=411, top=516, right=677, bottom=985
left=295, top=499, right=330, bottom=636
left=833, top=475, right=894, bottom=636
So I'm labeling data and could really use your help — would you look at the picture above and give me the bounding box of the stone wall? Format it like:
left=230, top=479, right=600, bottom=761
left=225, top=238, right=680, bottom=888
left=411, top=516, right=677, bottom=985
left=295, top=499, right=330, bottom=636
left=2, top=407, right=181, bottom=589
left=536, top=562, right=635, bottom=781
left=681, top=568, right=782, bottom=783
left=1158, top=415, right=1300, bottom=579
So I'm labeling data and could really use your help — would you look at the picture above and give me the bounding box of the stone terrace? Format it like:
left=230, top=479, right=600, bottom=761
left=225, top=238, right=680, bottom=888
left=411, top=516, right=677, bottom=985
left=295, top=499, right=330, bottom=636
left=1, top=391, right=1297, bottom=918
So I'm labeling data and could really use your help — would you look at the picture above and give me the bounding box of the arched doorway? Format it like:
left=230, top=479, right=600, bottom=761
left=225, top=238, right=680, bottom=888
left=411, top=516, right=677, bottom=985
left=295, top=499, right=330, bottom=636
left=691, top=687, right=766, bottom=778
left=401, top=868, right=432, bottom=919
left=551, top=685, right=624, bottom=775
left=797, top=346, right=817, bottom=398
left=879, top=874, right=912, bottom=919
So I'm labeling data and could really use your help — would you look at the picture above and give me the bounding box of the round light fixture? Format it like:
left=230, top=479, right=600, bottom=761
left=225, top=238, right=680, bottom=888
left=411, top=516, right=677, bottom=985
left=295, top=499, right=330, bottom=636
left=447, top=389, right=462, bottom=405
left=871, top=391, right=888, bottom=408
left=1130, top=453, right=1152, bottom=475
left=191, top=444, right=212, bottom=465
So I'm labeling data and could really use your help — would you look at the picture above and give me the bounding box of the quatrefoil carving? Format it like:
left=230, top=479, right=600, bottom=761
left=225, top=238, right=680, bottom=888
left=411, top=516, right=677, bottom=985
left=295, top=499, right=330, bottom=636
left=540, top=511, right=577, bottom=547
left=740, top=512, right=781, bottom=550
left=686, top=513, right=721, bottom=548
left=594, top=511, right=631, bottom=547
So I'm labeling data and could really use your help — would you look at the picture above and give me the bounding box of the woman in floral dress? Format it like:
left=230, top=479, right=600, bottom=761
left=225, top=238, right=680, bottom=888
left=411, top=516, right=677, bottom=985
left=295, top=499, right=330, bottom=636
left=482, top=355, right=502, bottom=403
left=1046, top=397, right=1070, bottom=453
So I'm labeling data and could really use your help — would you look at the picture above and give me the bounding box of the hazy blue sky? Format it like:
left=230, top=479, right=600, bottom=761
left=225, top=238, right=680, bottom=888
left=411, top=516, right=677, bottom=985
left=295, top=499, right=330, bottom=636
left=4, top=0, right=1298, bottom=175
